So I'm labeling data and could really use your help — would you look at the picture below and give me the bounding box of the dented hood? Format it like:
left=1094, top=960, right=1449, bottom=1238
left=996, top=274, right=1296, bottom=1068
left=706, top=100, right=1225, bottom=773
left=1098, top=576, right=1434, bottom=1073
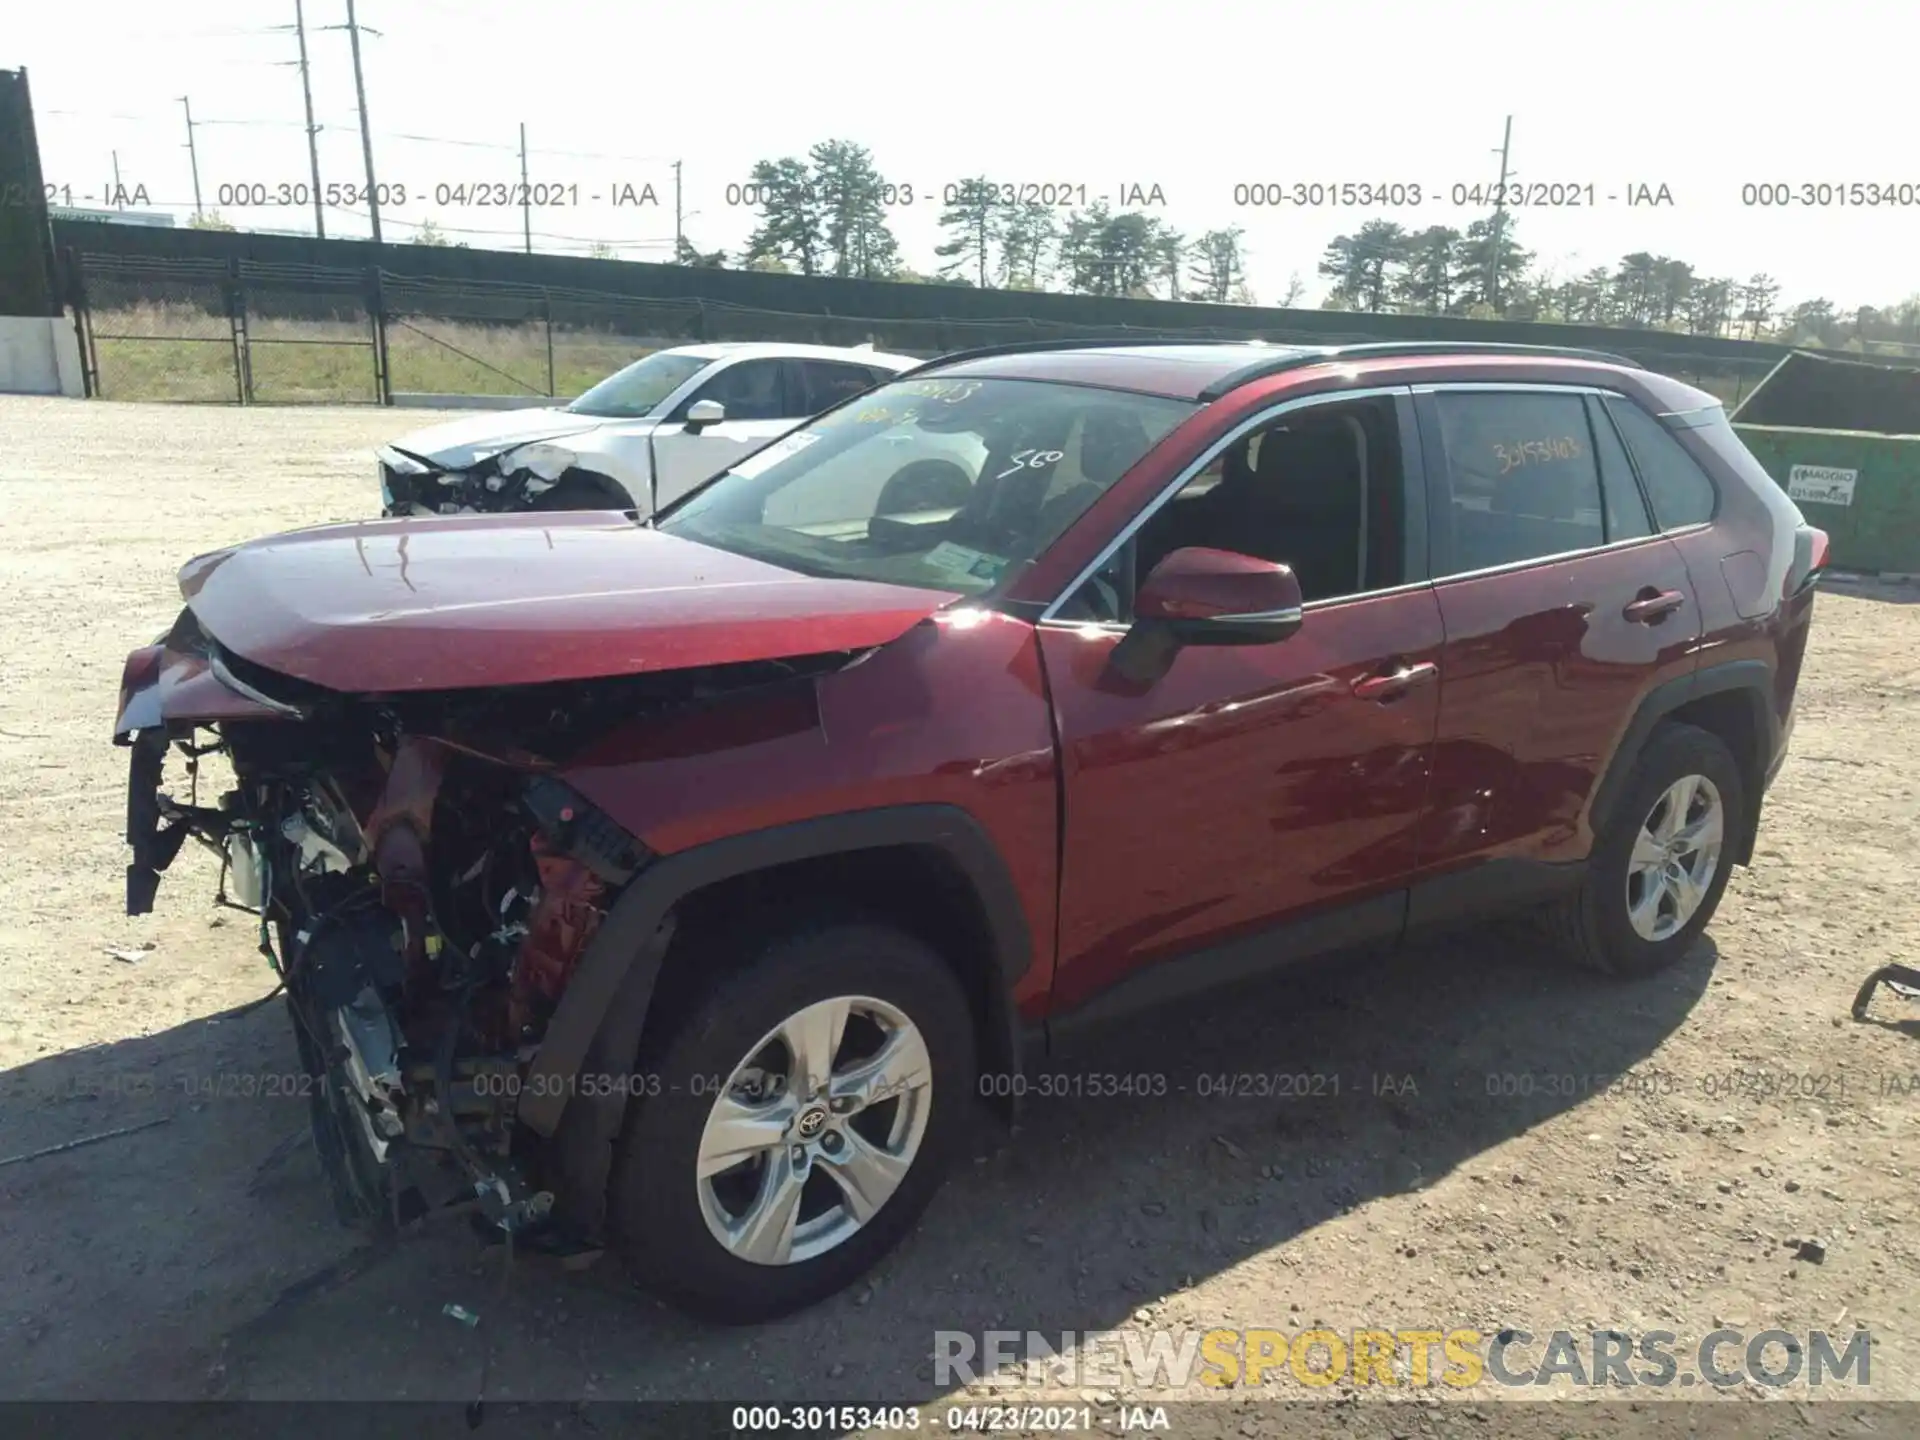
left=387, top=407, right=611, bottom=470
left=177, top=512, right=961, bottom=694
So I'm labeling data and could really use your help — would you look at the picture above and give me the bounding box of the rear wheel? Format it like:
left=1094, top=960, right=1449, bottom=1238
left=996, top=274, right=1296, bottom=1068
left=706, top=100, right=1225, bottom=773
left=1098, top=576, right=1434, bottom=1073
left=606, top=921, right=974, bottom=1322
left=1536, top=722, right=1744, bottom=977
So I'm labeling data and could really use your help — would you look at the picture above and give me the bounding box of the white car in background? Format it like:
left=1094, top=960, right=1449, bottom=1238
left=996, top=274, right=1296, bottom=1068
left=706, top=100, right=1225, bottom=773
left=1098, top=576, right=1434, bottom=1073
left=375, top=341, right=922, bottom=518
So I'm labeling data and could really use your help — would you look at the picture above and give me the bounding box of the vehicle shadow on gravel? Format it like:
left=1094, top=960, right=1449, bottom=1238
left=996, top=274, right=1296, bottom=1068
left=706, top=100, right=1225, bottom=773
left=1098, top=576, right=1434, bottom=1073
left=0, top=926, right=1717, bottom=1411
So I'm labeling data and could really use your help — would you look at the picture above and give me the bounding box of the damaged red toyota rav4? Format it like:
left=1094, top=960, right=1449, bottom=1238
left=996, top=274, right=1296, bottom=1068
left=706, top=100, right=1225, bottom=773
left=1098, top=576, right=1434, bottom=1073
left=114, top=340, right=1827, bottom=1322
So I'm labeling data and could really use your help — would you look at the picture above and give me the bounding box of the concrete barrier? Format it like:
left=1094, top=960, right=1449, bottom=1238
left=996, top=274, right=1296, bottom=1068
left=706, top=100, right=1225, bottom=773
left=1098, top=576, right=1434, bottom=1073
left=391, top=392, right=569, bottom=411
left=0, top=316, right=84, bottom=397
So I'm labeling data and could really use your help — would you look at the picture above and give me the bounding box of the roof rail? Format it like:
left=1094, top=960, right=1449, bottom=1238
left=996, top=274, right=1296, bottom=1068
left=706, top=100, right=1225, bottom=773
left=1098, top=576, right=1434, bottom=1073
left=1195, top=340, right=1645, bottom=401
left=895, top=335, right=1283, bottom=380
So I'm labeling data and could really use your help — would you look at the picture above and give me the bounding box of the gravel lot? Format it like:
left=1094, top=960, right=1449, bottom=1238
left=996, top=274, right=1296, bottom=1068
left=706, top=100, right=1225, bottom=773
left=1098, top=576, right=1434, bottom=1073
left=2, top=396, right=1917, bottom=1434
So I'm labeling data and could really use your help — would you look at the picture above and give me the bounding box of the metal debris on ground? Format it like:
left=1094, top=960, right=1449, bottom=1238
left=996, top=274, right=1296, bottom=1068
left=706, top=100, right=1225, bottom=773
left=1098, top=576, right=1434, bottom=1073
left=0, top=1116, right=173, bottom=1170
left=443, top=1303, right=481, bottom=1327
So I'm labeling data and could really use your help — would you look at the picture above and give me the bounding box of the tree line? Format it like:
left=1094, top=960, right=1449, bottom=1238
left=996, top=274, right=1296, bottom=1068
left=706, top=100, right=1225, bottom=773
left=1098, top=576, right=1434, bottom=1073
left=686, top=138, right=1920, bottom=351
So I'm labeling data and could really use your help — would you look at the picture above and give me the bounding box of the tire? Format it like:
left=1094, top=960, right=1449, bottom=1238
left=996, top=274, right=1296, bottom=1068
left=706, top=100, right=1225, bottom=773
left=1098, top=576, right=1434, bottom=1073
left=528, top=470, right=634, bottom=512
left=606, top=921, right=975, bottom=1323
left=1535, top=722, right=1745, bottom=977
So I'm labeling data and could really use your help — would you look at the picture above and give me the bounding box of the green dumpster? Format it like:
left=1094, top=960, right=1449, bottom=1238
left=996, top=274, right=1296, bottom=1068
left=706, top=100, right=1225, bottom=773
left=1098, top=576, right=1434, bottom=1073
left=1729, top=350, right=1920, bottom=575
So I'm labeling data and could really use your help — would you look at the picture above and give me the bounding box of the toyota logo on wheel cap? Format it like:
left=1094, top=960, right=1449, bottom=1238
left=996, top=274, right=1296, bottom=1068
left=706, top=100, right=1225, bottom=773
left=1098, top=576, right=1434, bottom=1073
left=795, top=1106, right=829, bottom=1139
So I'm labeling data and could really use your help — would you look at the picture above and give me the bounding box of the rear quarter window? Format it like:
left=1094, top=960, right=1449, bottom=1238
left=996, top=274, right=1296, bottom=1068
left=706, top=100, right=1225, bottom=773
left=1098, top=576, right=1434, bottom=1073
left=1606, top=397, right=1719, bottom=529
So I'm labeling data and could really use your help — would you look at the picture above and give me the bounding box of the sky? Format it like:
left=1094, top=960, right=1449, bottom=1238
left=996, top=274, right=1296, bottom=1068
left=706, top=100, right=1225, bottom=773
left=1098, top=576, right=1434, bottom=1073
left=13, top=0, right=1918, bottom=313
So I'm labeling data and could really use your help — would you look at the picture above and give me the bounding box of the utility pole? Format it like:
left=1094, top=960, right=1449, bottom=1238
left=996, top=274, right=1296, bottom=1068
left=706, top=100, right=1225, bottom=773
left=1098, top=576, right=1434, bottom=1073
left=111, top=149, right=123, bottom=207
left=180, top=97, right=204, bottom=220
left=1488, top=114, right=1513, bottom=314
left=519, top=122, right=532, bottom=253
left=673, top=159, right=683, bottom=260
left=294, top=0, right=325, bottom=237
left=343, top=0, right=382, bottom=243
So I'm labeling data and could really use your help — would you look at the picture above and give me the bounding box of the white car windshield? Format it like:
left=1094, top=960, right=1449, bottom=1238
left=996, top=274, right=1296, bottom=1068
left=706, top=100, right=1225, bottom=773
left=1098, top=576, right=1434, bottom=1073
left=567, top=350, right=712, bottom=419
left=657, top=377, right=1195, bottom=595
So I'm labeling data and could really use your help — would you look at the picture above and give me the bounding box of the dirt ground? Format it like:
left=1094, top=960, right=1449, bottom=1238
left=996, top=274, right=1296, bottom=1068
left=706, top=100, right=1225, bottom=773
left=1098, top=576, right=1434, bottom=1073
left=2, top=395, right=1918, bottom=1434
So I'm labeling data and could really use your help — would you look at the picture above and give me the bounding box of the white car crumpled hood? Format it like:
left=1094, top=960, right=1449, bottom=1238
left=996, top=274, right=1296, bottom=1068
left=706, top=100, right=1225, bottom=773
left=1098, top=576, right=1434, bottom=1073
left=388, top=407, right=625, bottom=470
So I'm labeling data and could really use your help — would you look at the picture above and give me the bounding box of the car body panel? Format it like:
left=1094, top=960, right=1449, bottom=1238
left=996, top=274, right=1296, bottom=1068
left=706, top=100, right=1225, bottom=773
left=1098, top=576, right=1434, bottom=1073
left=1407, top=536, right=1703, bottom=880
left=1037, top=583, right=1446, bottom=1013
left=649, top=414, right=805, bottom=510
left=175, top=512, right=962, bottom=693
left=112, top=640, right=293, bottom=739
left=558, top=606, right=1063, bottom=1020
left=382, top=408, right=608, bottom=471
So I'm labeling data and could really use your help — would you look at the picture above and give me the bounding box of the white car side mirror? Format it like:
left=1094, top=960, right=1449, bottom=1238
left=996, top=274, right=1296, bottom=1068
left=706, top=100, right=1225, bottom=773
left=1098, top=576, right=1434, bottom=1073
left=686, top=398, right=726, bottom=429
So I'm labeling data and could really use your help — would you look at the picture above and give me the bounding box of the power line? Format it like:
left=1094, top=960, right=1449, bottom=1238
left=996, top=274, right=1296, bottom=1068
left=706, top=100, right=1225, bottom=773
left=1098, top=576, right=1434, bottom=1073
left=321, top=203, right=675, bottom=247
left=45, top=106, right=675, bottom=165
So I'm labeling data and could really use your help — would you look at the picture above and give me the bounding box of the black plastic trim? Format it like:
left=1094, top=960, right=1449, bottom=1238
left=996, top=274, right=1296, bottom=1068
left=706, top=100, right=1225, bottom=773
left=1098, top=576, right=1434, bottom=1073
left=519, top=802, right=1035, bottom=1139
left=1406, top=858, right=1587, bottom=934
left=1585, top=659, right=1778, bottom=864
left=1045, top=890, right=1405, bottom=1039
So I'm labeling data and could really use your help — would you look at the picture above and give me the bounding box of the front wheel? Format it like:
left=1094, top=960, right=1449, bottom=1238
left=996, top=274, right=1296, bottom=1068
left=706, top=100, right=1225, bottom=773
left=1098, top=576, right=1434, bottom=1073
left=606, top=922, right=975, bottom=1322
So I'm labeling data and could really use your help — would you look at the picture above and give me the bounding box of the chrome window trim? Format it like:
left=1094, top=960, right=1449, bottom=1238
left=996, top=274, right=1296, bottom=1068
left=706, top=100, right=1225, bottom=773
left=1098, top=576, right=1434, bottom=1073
left=1427, top=530, right=1680, bottom=586
left=1205, top=605, right=1305, bottom=625
left=1037, top=385, right=1412, bottom=624
left=1036, top=578, right=1435, bottom=636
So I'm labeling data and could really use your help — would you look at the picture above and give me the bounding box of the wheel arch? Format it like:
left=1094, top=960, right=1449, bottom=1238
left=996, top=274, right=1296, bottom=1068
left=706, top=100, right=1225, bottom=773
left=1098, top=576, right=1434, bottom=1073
left=531, top=465, right=639, bottom=512
left=1587, top=659, right=1777, bottom=868
left=525, top=804, right=1033, bottom=1234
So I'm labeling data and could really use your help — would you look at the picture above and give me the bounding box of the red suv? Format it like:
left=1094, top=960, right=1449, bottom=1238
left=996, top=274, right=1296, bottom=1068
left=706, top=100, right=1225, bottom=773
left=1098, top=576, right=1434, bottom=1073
left=114, top=340, right=1827, bottom=1322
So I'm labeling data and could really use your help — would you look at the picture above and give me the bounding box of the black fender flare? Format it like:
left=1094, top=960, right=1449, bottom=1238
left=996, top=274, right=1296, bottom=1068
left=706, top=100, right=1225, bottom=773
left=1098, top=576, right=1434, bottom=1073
left=1585, top=659, right=1778, bottom=864
left=520, top=804, right=1034, bottom=1219
left=525, top=804, right=1034, bottom=1233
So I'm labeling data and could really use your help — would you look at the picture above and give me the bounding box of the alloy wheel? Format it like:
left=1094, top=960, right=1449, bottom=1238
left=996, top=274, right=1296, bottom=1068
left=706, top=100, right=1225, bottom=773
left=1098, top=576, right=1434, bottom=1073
left=695, top=995, right=934, bottom=1266
left=1625, top=773, right=1725, bottom=942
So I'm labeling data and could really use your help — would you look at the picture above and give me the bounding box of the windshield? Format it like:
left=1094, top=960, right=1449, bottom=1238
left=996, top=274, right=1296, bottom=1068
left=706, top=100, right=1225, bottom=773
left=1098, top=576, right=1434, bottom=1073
left=567, top=350, right=712, bottom=418
left=657, top=377, right=1195, bottom=595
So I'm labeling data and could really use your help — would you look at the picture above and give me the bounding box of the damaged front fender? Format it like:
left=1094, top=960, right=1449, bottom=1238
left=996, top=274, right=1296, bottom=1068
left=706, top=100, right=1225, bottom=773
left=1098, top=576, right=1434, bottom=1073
left=113, top=621, right=305, bottom=743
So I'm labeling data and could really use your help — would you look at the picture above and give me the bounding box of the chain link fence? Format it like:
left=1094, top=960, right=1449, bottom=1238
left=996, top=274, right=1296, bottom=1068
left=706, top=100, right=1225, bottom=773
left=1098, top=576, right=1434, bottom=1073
left=65, top=251, right=1786, bottom=408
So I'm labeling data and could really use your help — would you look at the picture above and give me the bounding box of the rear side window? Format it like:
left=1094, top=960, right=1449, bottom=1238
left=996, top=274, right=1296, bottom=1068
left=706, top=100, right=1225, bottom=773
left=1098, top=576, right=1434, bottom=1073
left=1432, top=390, right=1606, bottom=576
left=1586, top=396, right=1654, bottom=542
left=1606, top=397, right=1718, bottom=529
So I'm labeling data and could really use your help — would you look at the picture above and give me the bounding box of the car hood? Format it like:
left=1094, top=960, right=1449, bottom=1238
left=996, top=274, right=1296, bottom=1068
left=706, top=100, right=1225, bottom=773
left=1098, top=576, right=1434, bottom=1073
left=177, top=513, right=962, bottom=694
left=388, top=407, right=629, bottom=469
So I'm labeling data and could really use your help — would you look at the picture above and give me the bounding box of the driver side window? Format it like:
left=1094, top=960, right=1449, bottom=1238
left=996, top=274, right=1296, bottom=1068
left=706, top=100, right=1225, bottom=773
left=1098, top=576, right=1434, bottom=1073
left=1056, top=396, right=1408, bottom=624
left=687, top=359, right=789, bottom=421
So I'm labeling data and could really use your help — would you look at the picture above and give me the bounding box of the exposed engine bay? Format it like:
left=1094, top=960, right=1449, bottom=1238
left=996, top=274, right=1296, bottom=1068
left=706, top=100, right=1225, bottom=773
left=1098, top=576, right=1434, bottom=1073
left=121, top=608, right=846, bottom=1240
left=380, top=441, right=629, bottom=518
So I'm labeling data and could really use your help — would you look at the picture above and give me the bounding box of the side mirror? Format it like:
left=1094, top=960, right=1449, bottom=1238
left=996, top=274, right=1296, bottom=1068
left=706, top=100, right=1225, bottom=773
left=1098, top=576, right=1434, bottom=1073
left=1107, top=547, right=1302, bottom=685
left=685, top=398, right=726, bottom=430
left=1133, top=547, right=1305, bottom=645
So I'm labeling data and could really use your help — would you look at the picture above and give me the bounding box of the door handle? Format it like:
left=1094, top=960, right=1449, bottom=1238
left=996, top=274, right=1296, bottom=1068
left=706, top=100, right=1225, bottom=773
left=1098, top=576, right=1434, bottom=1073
left=1623, top=588, right=1686, bottom=624
left=1352, top=661, right=1439, bottom=702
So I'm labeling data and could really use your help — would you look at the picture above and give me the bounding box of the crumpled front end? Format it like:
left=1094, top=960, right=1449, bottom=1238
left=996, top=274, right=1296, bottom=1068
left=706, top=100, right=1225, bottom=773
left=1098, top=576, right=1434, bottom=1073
left=113, top=604, right=856, bottom=1243
left=379, top=439, right=630, bottom=518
